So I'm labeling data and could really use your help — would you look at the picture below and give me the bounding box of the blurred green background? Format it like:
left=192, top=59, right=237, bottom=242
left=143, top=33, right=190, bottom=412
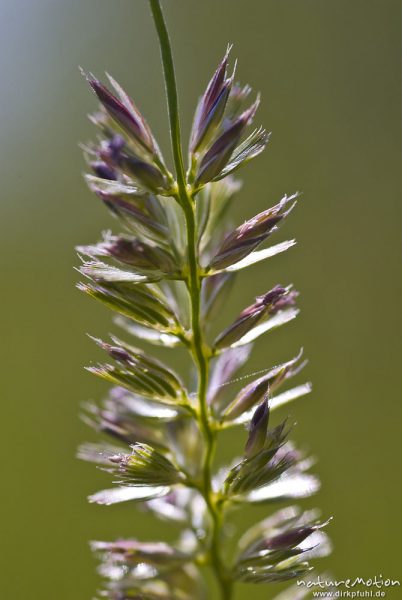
left=1, top=0, right=401, bottom=598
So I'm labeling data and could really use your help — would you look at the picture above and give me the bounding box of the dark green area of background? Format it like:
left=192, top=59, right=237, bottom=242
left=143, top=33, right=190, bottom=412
left=1, top=1, right=401, bottom=598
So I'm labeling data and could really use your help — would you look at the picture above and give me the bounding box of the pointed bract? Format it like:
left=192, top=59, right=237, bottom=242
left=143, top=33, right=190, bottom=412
left=209, top=194, right=298, bottom=270
left=245, top=400, right=270, bottom=458
left=84, top=71, right=157, bottom=156
left=106, top=443, right=183, bottom=487
left=190, top=48, right=233, bottom=152
left=223, top=350, right=306, bottom=420
left=195, top=98, right=260, bottom=185
left=214, top=285, right=298, bottom=350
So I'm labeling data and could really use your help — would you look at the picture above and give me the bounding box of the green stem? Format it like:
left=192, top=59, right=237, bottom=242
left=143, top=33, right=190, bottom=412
left=181, top=197, right=233, bottom=598
left=149, top=0, right=186, bottom=191
left=149, top=2, right=233, bottom=598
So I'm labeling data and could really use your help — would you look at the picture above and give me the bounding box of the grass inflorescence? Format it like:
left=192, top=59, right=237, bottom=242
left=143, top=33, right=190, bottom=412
left=77, top=2, right=331, bottom=598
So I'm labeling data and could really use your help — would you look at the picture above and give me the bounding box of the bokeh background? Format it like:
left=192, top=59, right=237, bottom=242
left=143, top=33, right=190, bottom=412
left=1, top=0, right=401, bottom=598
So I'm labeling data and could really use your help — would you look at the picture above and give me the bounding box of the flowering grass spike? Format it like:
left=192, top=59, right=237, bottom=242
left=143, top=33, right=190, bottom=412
left=77, top=1, right=331, bottom=598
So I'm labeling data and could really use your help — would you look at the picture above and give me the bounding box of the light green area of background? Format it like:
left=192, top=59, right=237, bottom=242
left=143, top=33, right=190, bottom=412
left=1, top=1, right=401, bottom=598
